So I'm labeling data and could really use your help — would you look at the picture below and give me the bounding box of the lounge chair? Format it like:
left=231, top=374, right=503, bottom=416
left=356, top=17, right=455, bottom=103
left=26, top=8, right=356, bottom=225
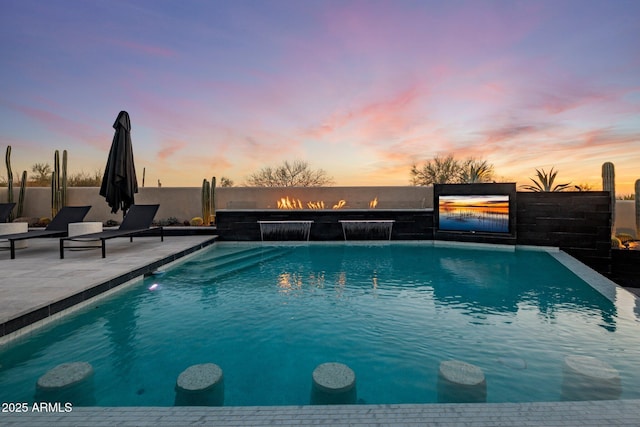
left=59, top=204, right=163, bottom=259
left=0, top=205, right=91, bottom=259
left=0, top=202, right=16, bottom=222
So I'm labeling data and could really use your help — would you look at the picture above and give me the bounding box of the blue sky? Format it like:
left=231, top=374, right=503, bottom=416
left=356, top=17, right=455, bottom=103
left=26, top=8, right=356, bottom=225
left=1, top=0, right=639, bottom=192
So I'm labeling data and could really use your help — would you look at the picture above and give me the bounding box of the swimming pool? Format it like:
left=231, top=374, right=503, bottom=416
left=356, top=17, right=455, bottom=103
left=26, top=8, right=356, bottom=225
left=1, top=242, right=639, bottom=406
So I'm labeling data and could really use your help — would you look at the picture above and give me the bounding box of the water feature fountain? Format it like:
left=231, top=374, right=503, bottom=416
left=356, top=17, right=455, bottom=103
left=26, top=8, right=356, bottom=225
left=214, top=186, right=435, bottom=241
left=339, top=220, right=395, bottom=240
left=258, top=220, right=313, bottom=241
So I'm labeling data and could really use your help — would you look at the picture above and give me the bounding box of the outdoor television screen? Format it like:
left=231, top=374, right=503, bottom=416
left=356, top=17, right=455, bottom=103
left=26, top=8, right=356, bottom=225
left=438, top=194, right=510, bottom=233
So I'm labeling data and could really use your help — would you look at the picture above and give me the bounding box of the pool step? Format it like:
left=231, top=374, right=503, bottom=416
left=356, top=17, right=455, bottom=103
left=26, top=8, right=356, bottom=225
left=208, top=247, right=285, bottom=268
left=208, top=247, right=291, bottom=280
left=181, top=246, right=269, bottom=267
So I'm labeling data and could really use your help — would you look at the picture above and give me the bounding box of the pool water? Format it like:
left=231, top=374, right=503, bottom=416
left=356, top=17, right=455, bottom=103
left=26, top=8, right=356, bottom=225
left=1, top=242, right=639, bottom=406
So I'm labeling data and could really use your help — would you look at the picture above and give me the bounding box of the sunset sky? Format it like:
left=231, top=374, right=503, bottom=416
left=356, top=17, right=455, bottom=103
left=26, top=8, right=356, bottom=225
left=1, top=0, right=639, bottom=193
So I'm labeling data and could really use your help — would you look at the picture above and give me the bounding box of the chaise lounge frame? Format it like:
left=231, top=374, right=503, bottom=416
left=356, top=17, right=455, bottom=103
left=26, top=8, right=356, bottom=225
left=0, top=202, right=16, bottom=223
left=59, top=204, right=163, bottom=259
left=0, top=206, right=91, bottom=259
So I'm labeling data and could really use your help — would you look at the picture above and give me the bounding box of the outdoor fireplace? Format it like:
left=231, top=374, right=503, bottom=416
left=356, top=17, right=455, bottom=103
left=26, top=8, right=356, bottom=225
left=275, top=196, right=375, bottom=210
left=214, top=186, right=434, bottom=241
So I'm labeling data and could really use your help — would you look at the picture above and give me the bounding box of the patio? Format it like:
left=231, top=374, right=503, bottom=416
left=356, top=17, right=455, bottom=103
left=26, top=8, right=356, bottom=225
left=0, top=235, right=216, bottom=339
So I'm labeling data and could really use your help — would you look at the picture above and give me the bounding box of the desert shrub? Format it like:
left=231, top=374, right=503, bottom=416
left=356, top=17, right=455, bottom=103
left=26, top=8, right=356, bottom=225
left=166, top=216, right=180, bottom=226
left=36, top=217, right=51, bottom=227
left=615, top=233, right=634, bottom=244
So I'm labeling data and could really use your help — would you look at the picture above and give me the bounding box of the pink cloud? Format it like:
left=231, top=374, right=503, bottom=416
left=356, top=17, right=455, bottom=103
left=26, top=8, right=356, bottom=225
left=303, top=85, right=425, bottom=141
left=157, top=139, right=187, bottom=161
left=6, top=101, right=109, bottom=149
left=528, top=82, right=618, bottom=115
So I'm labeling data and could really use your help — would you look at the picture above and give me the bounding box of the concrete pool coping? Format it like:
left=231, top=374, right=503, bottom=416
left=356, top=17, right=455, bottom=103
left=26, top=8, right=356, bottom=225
left=1, top=238, right=639, bottom=426
left=2, top=400, right=640, bottom=426
left=0, top=235, right=217, bottom=342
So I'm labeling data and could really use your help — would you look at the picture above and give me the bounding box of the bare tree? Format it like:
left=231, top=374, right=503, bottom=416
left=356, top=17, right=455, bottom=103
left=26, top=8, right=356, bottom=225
left=30, top=163, right=52, bottom=186
left=410, top=155, right=461, bottom=185
left=411, top=155, right=495, bottom=185
left=246, top=160, right=333, bottom=187
left=220, top=176, right=234, bottom=187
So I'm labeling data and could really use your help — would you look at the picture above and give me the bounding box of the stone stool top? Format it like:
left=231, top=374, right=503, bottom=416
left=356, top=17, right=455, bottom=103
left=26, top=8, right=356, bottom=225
left=312, top=362, right=356, bottom=393
left=564, top=356, right=620, bottom=380
left=439, top=360, right=485, bottom=386
left=176, top=363, right=223, bottom=392
left=36, top=362, right=94, bottom=391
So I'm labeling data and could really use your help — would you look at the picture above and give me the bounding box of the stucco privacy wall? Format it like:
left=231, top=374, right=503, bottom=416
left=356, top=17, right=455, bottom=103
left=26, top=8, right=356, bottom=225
left=614, top=200, right=638, bottom=238
left=0, top=187, right=634, bottom=232
left=0, top=186, right=434, bottom=223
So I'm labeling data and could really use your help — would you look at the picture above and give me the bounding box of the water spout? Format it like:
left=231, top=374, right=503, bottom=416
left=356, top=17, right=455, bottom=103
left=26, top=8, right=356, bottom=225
left=339, top=220, right=394, bottom=240
left=258, top=220, right=313, bottom=241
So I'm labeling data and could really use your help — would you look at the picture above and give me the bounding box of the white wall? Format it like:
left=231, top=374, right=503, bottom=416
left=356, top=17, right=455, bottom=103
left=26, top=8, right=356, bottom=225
left=0, top=186, right=434, bottom=223
left=614, top=200, right=638, bottom=237
left=3, top=186, right=634, bottom=234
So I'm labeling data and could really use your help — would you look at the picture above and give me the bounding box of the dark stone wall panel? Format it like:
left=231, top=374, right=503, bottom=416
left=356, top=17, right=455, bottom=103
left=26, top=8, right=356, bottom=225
left=216, top=191, right=611, bottom=275
left=216, top=210, right=435, bottom=241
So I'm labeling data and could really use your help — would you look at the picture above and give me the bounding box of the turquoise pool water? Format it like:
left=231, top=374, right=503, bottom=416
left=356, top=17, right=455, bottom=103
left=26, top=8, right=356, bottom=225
left=1, top=242, right=639, bottom=406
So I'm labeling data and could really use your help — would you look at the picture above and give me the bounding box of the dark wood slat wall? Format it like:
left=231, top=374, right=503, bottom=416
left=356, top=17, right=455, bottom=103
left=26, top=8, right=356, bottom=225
left=515, top=192, right=611, bottom=274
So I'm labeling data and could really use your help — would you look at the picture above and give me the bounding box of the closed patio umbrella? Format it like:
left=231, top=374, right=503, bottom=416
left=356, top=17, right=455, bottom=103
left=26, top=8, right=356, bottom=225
left=100, top=111, right=138, bottom=216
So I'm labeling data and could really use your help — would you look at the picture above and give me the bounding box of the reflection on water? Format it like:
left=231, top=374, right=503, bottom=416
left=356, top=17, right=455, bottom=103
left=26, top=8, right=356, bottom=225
left=0, top=243, right=638, bottom=407
left=436, top=252, right=618, bottom=331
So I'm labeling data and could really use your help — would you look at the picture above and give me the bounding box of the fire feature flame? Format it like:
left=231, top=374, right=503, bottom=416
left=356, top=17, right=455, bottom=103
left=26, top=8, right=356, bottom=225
left=277, top=197, right=354, bottom=209
left=369, top=197, right=378, bottom=208
left=307, top=201, right=325, bottom=209
left=332, top=200, right=346, bottom=209
left=277, top=197, right=303, bottom=209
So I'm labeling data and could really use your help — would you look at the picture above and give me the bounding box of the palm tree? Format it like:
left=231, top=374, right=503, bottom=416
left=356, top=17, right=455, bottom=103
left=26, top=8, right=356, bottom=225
left=460, top=159, right=494, bottom=183
left=521, top=167, right=571, bottom=192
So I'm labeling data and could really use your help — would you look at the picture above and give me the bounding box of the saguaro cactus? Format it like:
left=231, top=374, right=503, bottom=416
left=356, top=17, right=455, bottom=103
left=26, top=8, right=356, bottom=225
left=211, top=176, right=216, bottom=225
left=17, top=170, right=27, bottom=218
left=5, top=146, right=14, bottom=221
left=61, top=150, right=68, bottom=207
left=50, top=149, right=68, bottom=218
left=635, top=179, right=640, bottom=236
left=51, top=150, right=61, bottom=218
left=201, top=178, right=211, bottom=226
left=602, top=162, right=615, bottom=233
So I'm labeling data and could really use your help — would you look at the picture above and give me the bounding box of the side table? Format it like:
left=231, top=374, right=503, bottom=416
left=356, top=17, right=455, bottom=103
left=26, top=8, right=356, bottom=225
left=0, top=222, right=28, bottom=249
left=68, top=222, right=103, bottom=249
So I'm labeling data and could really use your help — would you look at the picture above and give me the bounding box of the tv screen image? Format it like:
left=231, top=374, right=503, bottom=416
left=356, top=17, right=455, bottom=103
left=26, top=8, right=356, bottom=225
left=438, top=195, right=509, bottom=233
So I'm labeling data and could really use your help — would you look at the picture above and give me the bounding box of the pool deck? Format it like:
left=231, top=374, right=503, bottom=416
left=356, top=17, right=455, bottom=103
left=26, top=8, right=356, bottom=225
left=3, top=400, right=640, bottom=426
left=0, top=235, right=217, bottom=340
left=1, top=237, right=640, bottom=426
